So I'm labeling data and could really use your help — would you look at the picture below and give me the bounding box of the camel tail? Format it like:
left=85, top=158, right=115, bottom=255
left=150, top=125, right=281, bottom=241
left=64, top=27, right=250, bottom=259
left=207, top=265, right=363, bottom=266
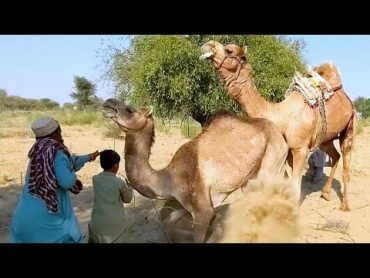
left=346, top=108, right=357, bottom=141
left=339, top=104, right=357, bottom=150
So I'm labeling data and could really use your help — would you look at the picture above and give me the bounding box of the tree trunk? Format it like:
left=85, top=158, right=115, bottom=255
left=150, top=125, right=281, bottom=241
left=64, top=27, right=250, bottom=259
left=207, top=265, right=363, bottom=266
left=190, top=109, right=210, bottom=127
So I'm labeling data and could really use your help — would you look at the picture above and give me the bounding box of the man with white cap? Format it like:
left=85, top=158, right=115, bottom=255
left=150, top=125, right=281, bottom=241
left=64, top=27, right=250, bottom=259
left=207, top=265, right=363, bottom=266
left=9, top=116, right=100, bottom=243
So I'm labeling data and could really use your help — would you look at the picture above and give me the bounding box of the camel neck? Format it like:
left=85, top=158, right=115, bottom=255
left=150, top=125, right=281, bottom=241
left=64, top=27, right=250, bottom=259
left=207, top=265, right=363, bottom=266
left=124, top=129, right=173, bottom=200
left=226, top=68, right=276, bottom=120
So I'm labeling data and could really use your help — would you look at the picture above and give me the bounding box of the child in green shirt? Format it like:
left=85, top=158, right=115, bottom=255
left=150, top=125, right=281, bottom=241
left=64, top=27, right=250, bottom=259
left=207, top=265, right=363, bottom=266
left=88, top=149, right=133, bottom=243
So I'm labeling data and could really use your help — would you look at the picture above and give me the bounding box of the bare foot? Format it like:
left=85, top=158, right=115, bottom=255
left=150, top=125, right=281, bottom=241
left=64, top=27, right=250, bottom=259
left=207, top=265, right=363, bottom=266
left=340, top=203, right=351, bottom=212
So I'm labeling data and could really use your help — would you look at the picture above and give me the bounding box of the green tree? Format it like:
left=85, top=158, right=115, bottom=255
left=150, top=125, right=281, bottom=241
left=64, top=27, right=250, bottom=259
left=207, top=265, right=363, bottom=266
left=105, top=35, right=306, bottom=125
left=355, top=96, right=370, bottom=118
left=70, top=76, right=97, bottom=108
left=63, top=102, right=76, bottom=110
left=40, top=98, right=60, bottom=109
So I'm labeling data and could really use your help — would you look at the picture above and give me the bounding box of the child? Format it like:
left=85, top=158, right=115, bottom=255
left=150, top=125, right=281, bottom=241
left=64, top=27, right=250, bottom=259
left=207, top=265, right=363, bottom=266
left=88, top=149, right=133, bottom=243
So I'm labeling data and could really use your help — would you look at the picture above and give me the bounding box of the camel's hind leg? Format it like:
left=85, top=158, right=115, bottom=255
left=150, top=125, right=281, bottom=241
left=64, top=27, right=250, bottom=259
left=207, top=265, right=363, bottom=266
left=319, top=141, right=341, bottom=201
left=258, top=142, right=289, bottom=178
left=320, top=113, right=356, bottom=211
left=338, top=113, right=357, bottom=211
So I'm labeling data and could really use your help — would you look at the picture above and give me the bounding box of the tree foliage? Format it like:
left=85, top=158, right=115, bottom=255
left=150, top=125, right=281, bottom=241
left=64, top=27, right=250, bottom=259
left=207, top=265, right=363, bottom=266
left=355, top=96, right=370, bottom=118
left=70, top=76, right=97, bottom=108
left=106, top=35, right=306, bottom=125
left=0, top=91, right=60, bottom=111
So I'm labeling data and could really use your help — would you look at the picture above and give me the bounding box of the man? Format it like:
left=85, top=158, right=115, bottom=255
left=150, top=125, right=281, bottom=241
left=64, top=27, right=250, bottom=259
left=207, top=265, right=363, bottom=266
left=10, top=116, right=100, bottom=243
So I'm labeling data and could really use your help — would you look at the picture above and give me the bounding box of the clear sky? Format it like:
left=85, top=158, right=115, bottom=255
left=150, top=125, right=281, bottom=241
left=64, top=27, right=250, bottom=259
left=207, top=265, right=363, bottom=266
left=0, top=35, right=127, bottom=105
left=1, top=35, right=369, bottom=105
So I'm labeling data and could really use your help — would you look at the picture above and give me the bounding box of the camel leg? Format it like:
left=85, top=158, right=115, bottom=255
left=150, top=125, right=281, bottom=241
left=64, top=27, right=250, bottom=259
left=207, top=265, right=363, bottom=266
left=159, top=199, right=184, bottom=221
left=291, top=148, right=309, bottom=202
left=190, top=193, right=214, bottom=243
left=258, top=142, right=289, bottom=178
left=192, top=208, right=214, bottom=243
left=180, top=188, right=214, bottom=243
left=319, top=141, right=341, bottom=201
left=339, top=139, right=353, bottom=211
left=283, top=151, right=293, bottom=179
left=163, top=208, right=192, bottom=243
left=338, top=114, right=356, bottom=211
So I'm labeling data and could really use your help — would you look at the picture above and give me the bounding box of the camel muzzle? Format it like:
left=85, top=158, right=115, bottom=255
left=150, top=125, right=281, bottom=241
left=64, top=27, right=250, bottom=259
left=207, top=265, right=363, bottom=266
left=102, top=100, right=119, bottom=119
left=199, top=52, right=214, bottom=60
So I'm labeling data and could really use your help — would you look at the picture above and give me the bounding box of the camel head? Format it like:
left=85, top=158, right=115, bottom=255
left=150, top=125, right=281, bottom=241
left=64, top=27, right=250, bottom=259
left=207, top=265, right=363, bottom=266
left=200, top=40, right=248, bottom=72
left=102, top=98, right=154, bottom=132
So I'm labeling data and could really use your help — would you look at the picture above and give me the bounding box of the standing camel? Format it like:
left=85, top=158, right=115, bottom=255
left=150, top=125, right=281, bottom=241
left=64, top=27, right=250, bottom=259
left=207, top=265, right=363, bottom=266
left=102, top=98, right=288, bottom=242
left=200, top=40, right=357, bottom=211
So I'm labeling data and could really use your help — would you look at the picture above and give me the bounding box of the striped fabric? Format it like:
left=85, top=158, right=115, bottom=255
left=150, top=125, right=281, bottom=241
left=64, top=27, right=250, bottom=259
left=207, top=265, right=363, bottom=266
left=28, top=138, right=82, bottom=213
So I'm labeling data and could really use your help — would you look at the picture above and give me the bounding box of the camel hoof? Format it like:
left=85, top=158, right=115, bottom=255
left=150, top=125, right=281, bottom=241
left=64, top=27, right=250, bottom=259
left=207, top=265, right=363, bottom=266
left=340, top=204, right=351, bottom=212
left=320, top=192, right=331, bottom=201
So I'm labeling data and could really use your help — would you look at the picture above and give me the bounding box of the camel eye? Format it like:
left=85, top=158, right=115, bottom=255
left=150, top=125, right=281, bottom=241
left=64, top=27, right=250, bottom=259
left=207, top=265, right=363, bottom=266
left=127, top=107, right=135, bottom=114
left=225, top=48, right=233, bottom=54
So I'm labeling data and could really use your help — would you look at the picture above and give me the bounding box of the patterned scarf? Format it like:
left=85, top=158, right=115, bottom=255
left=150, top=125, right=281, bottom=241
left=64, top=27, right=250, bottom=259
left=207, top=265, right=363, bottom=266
left=28, top=137, right=82, bottom=213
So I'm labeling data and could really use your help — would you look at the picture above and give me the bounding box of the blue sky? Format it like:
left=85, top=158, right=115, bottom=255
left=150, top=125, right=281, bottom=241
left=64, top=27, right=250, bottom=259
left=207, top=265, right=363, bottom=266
left=0, top=35, right=127, bottom=105
left=0, top=35, right=369, bottom=105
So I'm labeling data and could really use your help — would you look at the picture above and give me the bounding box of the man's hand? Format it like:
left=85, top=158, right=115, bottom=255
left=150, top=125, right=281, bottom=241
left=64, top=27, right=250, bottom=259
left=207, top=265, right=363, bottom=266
left=89, top=150, right=100, bottom=161
left=70, top=179, right=83, bottom=194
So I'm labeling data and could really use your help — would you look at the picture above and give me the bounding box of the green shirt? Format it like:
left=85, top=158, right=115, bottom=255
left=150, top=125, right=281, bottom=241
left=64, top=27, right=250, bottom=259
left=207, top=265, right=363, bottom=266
left=89, top=171, right=133, bottom=243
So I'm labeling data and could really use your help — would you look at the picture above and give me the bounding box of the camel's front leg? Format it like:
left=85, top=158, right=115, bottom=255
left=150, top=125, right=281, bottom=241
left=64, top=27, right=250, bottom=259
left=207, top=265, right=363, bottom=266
left=291, top=148, right=309, bottom=203
left=193, top=211, right=213, bottom=243
left=163, top=208, right=193, bottom=243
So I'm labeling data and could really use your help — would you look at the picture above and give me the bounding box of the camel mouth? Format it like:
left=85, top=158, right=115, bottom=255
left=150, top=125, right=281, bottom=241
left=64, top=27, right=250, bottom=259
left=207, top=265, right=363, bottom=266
left=102, top=106, right=119, bottom=119
left=102, top=98, right=122, bottom=118
left=199, top=51, right=214, bottom=60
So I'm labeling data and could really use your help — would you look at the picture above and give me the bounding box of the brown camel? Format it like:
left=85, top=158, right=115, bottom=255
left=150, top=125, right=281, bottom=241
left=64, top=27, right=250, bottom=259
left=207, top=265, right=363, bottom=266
left=103, top=98, right=289, bottom=242
left=200, top=40, right=357, bottom=211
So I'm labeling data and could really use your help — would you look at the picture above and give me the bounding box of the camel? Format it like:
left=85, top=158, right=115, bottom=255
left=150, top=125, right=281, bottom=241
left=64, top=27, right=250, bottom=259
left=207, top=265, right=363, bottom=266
left=102, top=98, right=289, bottom=242
left=200, top=40, right=357, bottom=211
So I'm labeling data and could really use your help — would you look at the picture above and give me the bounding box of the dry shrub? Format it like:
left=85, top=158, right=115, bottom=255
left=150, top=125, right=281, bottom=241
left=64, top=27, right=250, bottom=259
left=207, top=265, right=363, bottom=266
left=219, top=177, right=300, bottom=243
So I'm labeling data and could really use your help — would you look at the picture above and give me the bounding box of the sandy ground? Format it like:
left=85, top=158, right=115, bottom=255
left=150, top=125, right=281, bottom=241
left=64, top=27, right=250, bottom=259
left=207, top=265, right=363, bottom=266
left=1, top=124, right=370, bottom=243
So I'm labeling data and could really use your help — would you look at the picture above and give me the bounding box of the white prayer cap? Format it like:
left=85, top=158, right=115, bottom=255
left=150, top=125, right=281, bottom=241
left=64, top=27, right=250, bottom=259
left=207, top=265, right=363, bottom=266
left=31, top=116, right=60, bottom=138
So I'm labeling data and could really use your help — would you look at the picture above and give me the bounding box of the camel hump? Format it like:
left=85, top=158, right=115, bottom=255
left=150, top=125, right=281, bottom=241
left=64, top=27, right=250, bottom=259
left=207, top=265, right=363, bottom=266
left=313, top=61, right=342, bottom=89
left=204, top=110, right=273, bottom=129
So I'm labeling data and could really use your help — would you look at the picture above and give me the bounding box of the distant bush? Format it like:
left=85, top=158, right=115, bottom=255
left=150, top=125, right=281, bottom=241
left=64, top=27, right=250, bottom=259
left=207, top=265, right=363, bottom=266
left=57, top=110, right=105, bottom=126
left=356, top=118, right=370, bottom=135
left=0, top=109, right=106, bottom=136
left=355, top=97, right=370, bottom=119
left=0, top=94, right=60, bottom=111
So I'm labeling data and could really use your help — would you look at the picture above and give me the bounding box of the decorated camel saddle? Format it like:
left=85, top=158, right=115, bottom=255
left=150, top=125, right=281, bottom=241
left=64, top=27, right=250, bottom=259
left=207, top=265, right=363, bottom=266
left=285, top=67, right=335, bottom=108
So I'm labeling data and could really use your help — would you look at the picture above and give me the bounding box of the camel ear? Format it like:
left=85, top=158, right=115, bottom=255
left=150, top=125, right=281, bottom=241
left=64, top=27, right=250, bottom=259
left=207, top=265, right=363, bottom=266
left=146, top=106, right=153, bottom=116
left=243, top=46, right=248, bottom=55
